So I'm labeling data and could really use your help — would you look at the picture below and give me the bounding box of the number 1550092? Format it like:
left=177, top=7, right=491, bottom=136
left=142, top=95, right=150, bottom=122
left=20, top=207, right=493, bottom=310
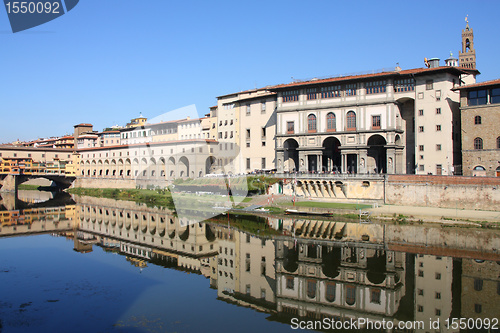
left=5, top=2, right=60, bottom=14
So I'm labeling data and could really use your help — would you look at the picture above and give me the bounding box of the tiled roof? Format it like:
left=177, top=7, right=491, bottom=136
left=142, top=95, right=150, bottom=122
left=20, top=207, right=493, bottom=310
left=452, top=78, right=500, bottom=90
left=270, top=66, right=470, bottom=90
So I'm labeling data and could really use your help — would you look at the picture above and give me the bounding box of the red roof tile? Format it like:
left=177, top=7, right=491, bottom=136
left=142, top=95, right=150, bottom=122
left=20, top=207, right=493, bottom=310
left=270, top=66, right=470, bottom=90
left=453, top=78, right=500, bottom=90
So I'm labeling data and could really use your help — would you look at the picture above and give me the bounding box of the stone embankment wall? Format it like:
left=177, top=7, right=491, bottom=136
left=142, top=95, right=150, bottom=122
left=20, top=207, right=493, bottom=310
left=385, top=175, right=500, bottom=211
left=72, top=174, right=500, bottom=211
left=71, top=177, right=136, bottom=189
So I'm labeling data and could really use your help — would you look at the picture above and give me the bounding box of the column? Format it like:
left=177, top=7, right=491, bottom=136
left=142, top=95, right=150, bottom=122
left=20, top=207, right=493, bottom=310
left=359, top=149, right=368, bottom=174
left=277, top=151, right=284, bottom=172
left=386, top=148, right=396, bottom=174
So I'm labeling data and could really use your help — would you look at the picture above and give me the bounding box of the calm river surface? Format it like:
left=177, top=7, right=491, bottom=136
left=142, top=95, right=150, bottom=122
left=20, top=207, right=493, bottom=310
left=0, top=191, right=499, bottom=333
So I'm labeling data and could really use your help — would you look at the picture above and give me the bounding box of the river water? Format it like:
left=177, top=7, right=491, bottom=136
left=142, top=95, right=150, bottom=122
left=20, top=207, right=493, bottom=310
left=0, top=191, right=499, bottom=333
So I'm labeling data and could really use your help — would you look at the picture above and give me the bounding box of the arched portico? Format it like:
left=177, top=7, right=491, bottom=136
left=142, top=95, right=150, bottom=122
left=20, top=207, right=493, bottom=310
left=283, top=139, right=299, bottom=172
left=322, top=137, right=341, bottom=173
left=367, top=135, right=387, bottom=174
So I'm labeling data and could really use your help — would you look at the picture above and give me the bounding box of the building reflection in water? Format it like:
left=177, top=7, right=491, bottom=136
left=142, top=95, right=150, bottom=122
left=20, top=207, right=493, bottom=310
left=1, top=197, right=499, bottom=332
left=275, top=239, right=406, bottom=323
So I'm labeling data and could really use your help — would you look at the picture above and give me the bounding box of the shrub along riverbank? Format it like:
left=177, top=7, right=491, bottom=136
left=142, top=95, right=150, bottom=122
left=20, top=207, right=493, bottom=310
left=68, top=188, right=175, bottom=209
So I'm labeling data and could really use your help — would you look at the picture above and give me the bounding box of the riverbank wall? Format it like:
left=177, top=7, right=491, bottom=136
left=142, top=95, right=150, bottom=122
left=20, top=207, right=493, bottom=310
left=71, top=174, right=500, bottom=211
left=385, top=175, right=500, bottom=211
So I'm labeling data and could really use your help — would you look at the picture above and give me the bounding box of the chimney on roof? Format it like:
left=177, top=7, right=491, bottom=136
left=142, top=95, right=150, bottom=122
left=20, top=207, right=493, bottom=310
left=428, top=58, right=440, bottom=68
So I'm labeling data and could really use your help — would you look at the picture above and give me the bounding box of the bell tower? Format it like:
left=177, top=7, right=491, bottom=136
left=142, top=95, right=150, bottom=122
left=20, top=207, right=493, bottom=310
left=459, top=16, right=476, bottom=69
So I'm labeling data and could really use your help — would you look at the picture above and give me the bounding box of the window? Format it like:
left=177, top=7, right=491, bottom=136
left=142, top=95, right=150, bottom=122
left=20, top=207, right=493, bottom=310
left=372, top=115, right=381, bottom=129
left=491, top=88, right=500, bottom=104
left=419, top=165, right=425, bottom=171
left=394, top=78, right=415, bottom=92
left=474, top=137, right=483, bottom=150
left=365, top=80, right=386, bottom=94
left=370, top=289, right=381, bottom=304
left=346, top=286, right=356, bottom=305
left=475, top=304, right=482, bottom=313
left=307, top=114, right=317, bottom=132
left=246, top=129, right=251, bottom=140
left=286, top=276, right=294, bottom=289
left=436, top=125, right=441, bottom=131
left=436, top=144, right=442, bottom=151
left=417, top=305, right=424, bottom=312
left=306, top=88, right=317, bottom=100
left=326, top=112, right=336, bottom=131
left=418, top=109, right=424, bottom=116
left=497, top=136, right=500, bottom=149
left=321, top=85, right=341, bottom=98
left=419, top=126, right=424, bottom=132
left=426, top=80, right=433, bottom=90
left=418, top=289, right=424, bottom=296
left=435, top=309, right=441, bottom=316
left=345, top=83, right=357, bottom=96
left=474, top=115, right=482, bottom=125
left=261, top=289, right=266, bottom=299
left=346, top=111, right=356, bottom=130
left=436, top=90, right=441, bottom=101
left=433, top=164, right=443, bottom=177
left=418, top=270, right=424, bottom=277
left=246, top=158, right=250, bottom=169
left=261, top=158, right=266, bottom=169
left=246, top=284, right=251, bottom=294
left=287, top=121, right=295, bottom=134
left=307, top=280, right=316, bottom=299
left=474, top=279, right=483, bottom=291
left=246, top=104, right=251, bottom=116
left=435, top=273, right=441, bottom=280
left=420, top=155, right=424, bottom=160
left=261, top=127, right=266, bottom=139
left=435, top=292, right=441, bottom=299
left=325, top=283, right=336, bottom=302
left=261, top=101, right=266, bottom=112
left=223, top=103, right=234, bottom=110
left=419, top=145, right=424, bottom=151
left=283, top=90, right=299, bottom=102
left=468, top=90, right=487, bottom=106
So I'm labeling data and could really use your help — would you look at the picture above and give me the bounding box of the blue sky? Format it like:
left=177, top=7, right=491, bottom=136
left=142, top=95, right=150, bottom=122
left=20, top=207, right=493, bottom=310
left=1, top=0, right=499, bottom=142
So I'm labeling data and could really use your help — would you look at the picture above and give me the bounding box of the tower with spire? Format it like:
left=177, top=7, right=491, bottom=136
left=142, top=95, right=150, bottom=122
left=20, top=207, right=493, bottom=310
left=459, top=15, right=476, bottom=69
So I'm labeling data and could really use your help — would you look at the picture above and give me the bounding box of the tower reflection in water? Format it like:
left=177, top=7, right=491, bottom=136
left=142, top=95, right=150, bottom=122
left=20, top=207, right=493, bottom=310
left=1, top=197, right=499, bottom=332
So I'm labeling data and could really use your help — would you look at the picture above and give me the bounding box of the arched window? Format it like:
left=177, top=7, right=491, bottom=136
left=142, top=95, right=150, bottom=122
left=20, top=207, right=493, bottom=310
left=326, top=112, right=336, bottom=131
left=474, top=115, right=482, bottom=125
left=307, top=280, right=317, bottom=299
left=474, top=137, right=483, bottom=150
left=325, top=282, right=336, bottom=302
left=346, top=285, right=356, bottom=305
left=347, top=111, right=356, bottom=130
left=308, top=114, right=317, bottom=132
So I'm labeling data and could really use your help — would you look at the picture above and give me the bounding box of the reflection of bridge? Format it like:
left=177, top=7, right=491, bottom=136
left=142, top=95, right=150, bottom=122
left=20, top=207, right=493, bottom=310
left=0, top=191, right=75, bottom=211
left=0, top=173, right=75, bottom=194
